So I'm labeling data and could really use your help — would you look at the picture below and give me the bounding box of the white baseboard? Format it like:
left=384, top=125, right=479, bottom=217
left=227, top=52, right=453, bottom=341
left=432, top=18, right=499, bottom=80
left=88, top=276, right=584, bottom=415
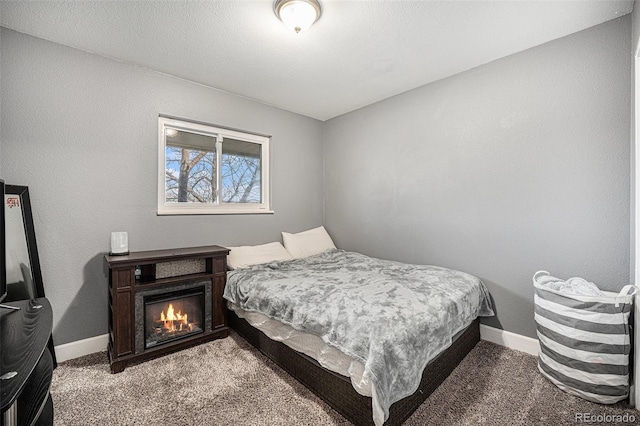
left=480, top=324, right=540, bottom=356
left=55, top=325, right=538, bottom=363
left=54, top=333, right=109, bottom=363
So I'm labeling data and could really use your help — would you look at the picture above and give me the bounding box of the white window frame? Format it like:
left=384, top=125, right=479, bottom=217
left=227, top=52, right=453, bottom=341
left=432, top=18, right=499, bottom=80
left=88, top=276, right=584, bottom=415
left=158, top=117, right=272, bottom=215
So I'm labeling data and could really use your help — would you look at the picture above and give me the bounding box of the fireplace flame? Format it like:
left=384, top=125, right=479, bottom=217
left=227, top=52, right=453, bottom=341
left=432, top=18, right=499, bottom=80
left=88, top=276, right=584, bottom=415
left=159, top=303, right=189, bottom=331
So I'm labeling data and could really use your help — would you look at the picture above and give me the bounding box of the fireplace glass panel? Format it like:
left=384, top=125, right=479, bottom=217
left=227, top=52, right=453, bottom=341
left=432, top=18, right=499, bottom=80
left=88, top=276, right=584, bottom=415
left=144, top=287, right=205, bottom=349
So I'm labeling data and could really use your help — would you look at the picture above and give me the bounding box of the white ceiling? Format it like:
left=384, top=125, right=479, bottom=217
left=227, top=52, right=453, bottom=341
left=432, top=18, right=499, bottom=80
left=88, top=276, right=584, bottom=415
left=0, top=1, right=633, bottom=121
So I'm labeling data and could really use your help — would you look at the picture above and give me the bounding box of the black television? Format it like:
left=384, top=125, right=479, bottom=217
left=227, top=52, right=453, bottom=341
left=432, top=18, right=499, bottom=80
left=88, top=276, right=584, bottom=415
left=0, top=179, right=5, bottom=303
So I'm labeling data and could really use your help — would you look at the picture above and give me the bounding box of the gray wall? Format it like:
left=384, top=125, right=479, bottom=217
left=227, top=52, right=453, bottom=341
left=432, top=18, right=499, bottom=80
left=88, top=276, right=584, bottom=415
left=634, top=0, right=640, bottom=54
left=632, top=2, right=640, bottom=288
left=0, top=28, right=324, bottom=345
left=0, top=28, right=3, bottom=177
left=324, top=16, right=632, bottom=339
left=0, top=16, right=633, bottom=345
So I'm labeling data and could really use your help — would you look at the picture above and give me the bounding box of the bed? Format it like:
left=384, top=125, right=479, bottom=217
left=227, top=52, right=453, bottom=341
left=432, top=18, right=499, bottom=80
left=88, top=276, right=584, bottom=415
left=223, top=237, right=494, bottom=425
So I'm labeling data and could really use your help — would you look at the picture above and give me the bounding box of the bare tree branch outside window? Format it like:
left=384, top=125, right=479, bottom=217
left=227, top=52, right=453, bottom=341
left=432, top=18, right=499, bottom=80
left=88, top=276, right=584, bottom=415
left=165, top=139, right=261, bottom=204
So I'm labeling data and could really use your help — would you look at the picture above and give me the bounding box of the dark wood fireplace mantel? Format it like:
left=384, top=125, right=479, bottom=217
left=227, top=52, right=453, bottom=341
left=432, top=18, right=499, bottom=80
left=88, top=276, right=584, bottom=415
left=105, top=245, right=229, bottom=373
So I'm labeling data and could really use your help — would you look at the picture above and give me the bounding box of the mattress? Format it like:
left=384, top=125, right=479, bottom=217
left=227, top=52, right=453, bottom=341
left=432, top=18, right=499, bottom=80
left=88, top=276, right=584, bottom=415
left=229, top=302, right=373, bottom=395
left=229, top=302, right=474, bottom=425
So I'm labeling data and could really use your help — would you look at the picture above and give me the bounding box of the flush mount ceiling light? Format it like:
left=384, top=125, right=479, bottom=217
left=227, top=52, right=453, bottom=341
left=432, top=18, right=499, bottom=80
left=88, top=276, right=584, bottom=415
left=274, top=0, right=322, bottom=33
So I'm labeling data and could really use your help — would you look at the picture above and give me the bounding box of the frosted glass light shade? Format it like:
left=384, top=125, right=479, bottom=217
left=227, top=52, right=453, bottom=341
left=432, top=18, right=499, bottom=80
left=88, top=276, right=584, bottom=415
left=274, top=0, right=321, bottom=33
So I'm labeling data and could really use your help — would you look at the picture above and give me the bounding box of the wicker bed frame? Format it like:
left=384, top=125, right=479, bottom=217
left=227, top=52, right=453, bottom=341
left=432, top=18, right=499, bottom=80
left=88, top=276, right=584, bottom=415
left=229, top=311, right=480, bottom=425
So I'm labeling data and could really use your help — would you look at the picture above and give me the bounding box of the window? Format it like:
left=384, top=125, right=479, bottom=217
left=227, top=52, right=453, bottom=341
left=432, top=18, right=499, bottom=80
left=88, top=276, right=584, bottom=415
left=158, top=117, right=271, bottom=215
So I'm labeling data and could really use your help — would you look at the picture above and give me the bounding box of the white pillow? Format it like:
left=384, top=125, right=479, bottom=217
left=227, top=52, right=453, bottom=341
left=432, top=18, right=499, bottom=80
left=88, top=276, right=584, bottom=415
left=227, top=242, right=293, bottom=270
left=282, top=226, right=336, bottom=259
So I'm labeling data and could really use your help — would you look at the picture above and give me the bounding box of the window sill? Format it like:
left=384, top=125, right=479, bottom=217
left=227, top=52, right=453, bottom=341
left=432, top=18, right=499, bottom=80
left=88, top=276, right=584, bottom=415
left=157, top=208, right=275, bottom=216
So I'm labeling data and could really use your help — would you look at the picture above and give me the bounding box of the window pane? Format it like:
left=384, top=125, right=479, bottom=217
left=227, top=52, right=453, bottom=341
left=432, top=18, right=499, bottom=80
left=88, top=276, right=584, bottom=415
left=165, top=130, right=216, bottom=203
left=221, top=138, right=261, bottom=203
left=158, top=117, right=271, bottom=215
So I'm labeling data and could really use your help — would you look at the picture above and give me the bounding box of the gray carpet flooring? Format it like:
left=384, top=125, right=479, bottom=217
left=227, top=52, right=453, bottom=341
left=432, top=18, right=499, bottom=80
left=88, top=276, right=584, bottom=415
left=51, top=332, right=638, bottom=425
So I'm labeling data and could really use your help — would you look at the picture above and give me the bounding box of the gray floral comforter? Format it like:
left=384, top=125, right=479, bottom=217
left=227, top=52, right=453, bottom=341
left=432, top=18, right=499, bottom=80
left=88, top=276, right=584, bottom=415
left=224, top=249, right=494, bottom=424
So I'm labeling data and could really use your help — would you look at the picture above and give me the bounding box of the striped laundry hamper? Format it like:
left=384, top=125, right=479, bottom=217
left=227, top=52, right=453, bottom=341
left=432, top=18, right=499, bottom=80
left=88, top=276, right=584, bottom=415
left=533, top=270, right=636, bottom=404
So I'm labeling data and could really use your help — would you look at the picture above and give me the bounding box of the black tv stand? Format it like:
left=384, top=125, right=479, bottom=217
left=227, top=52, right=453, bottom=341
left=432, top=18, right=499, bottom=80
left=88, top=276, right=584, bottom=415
left=1, top=298, right=54, bottom=425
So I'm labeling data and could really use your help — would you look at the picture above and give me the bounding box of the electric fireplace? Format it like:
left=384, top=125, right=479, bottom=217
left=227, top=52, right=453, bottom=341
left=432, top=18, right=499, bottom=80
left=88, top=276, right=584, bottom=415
left=105, top=246, right=230, bottom=374
left=144, top=287, right=204, bottom=349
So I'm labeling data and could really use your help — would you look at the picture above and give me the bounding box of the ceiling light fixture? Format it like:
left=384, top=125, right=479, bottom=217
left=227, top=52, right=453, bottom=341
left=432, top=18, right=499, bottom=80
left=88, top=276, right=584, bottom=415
left=274, top=0, right=322, bottom=34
